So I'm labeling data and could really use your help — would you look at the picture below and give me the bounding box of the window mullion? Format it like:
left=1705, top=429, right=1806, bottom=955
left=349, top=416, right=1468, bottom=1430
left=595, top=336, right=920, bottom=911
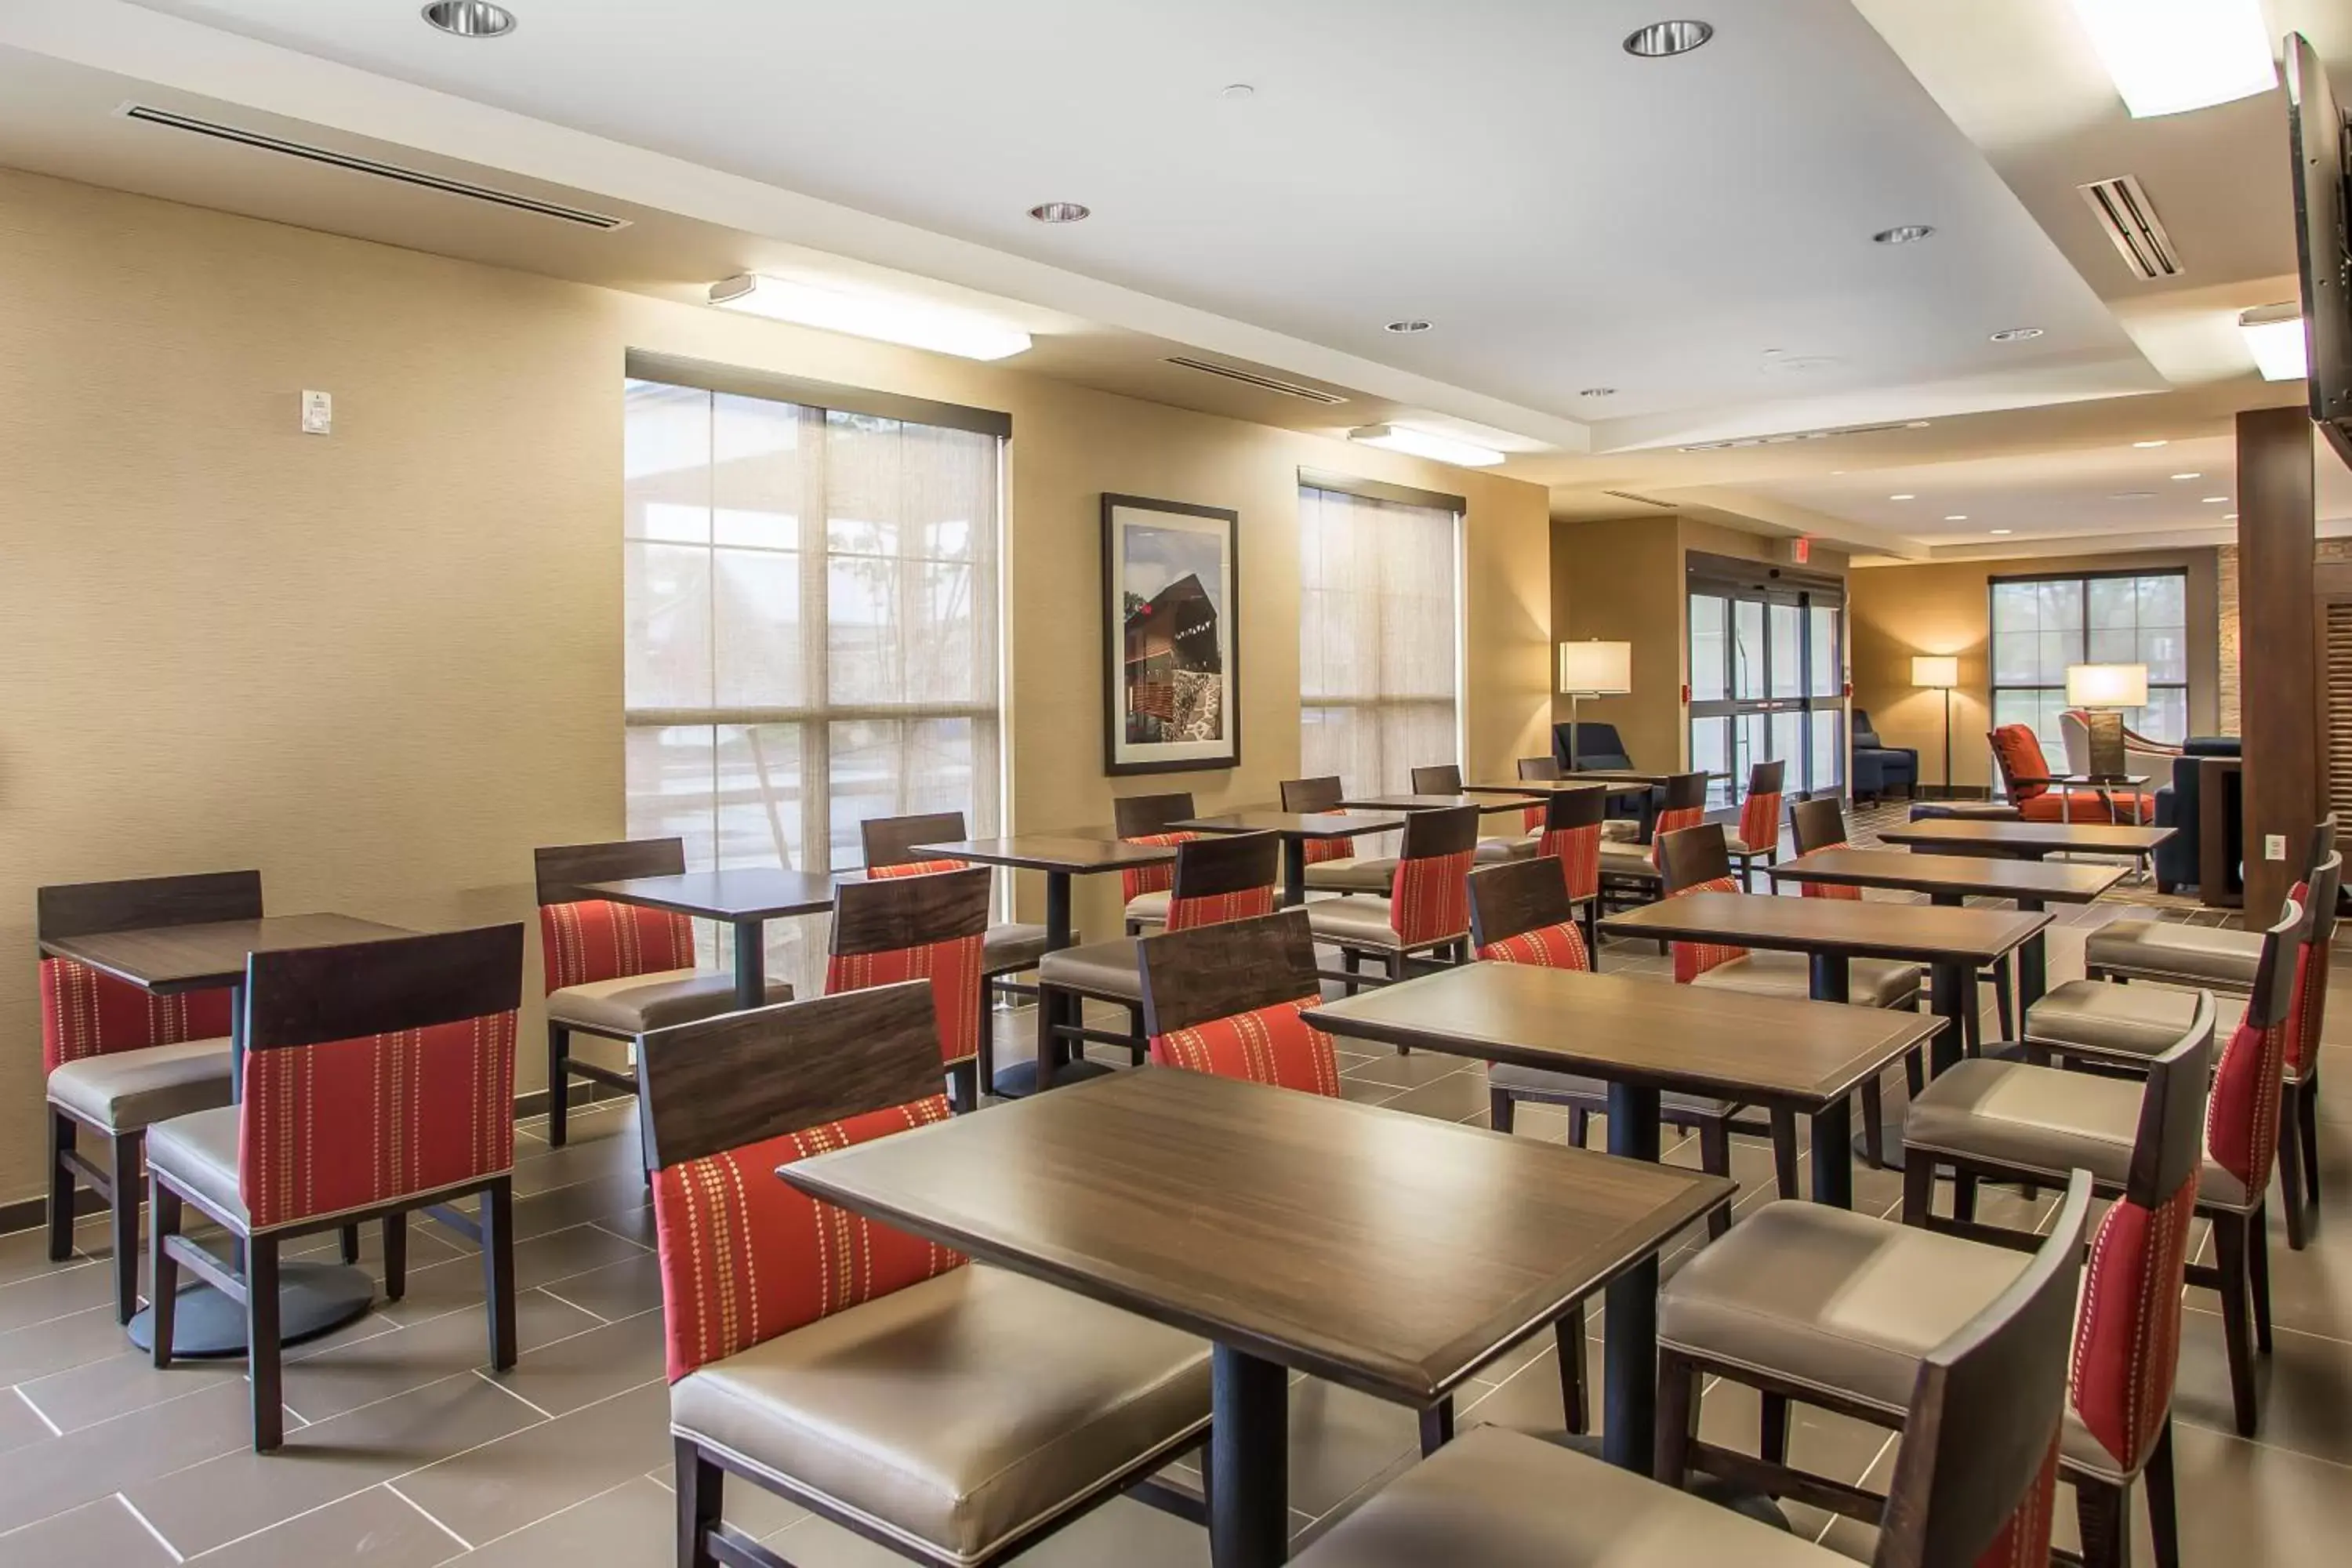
left=798, top=405, right=833, bottom=875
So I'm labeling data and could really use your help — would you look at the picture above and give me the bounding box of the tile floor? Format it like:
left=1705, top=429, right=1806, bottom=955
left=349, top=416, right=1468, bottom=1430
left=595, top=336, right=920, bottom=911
left=2, top=829, right=2349, bottom=1566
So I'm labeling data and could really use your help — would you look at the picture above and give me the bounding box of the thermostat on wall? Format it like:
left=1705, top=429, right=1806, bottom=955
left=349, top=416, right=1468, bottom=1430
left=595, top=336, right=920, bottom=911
left=300, top=390, right=332, bottom=435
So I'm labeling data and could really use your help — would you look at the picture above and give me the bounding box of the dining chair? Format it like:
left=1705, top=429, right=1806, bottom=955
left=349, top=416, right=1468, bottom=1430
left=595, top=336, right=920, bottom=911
left=1722, top=758, right=1786, bottom=888
left=1595, top=770, right=1708, bottom=917
left=826, top=865, right=992, bottom=1112
left=2086, top=814, right=2333, bottom=991
left=534, top=837, right=792, bottom=1146
left=147, top=924, right=527, bottom=1450
left=1136, top=906, right=1338, bottom=1096
left=1113, top=792, right=1200, bottom=934
left=1308, top=805, right=1480, bottom=996
left=1529, top=786, right=1606, bottom=956
left=1279, top=775, right=1396, bottom=895
left=859, top=810, right=1056, bottom=1023
left=38, top=869, right=256, bottom=1323
left=643, top=982, right=1212, bottom=1568
left=1409, top=763, right=1463, bottom=793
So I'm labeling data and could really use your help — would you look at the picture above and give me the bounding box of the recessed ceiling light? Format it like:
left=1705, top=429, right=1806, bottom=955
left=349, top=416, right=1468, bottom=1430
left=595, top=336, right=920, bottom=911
left=421, top=1, right=516, bottom=37
left=2202, top=495, right=2230, bottom=503
left=1027, top=201, right=1091, bottom=223
left=1348, top=424, right=1505, bottom=467
left=1906, top=420, right=1932, bottom=429
left=1623, top=20, right=1715, bottom=57
left=2170, top=472, right=2201, bottom=481
left=1990, top=528, right=2015, bottom=535
left=2132, top=439, right=2168, bottom=448
left=2224, top=513, right=2238, bottom=521
left=1219, top=83, right=1256, bottom=99
left=1889, top=493, right=1916, bottom=501
left=1385, top=319, right=1432, bottom=334
left=1580, top=387, right=1617, bottom=397
left=1874, top=224, right=1936, bottom=245
left=1944, top=514, right=1969, bottom=521
left=1990, top=327, right=2044, bottom=342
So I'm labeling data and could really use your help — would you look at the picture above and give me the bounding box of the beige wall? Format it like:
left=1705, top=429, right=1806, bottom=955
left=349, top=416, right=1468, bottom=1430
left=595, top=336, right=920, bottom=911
left=0, top=167, right=1552, bottom=1203
left=1848, top=547, right=2221, bottom=791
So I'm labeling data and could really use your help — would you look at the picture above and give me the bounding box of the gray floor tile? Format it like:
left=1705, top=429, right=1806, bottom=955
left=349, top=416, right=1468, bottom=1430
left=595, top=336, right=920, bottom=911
left=395, top=1380, right=672, bottom=1549
left=456, top=1474, right=678, bottom=1564
left=190, top=1483, right=467, bottom=1566
left=0, top=1495, right=179, bottom=1568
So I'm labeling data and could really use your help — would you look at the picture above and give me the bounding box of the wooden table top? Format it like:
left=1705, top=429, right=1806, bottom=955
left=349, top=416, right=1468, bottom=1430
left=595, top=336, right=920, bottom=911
left=579, top=868, right=837, bottom=921
left=1461, top=779, right=1646, bottom=797
left=1769, top=848, right=2125, bottom=904
left=782, top=1068, right=1733, bottom=1404
left=42, top=913, right=412, bottom=994
left=1600, top=891, right=2049, bottom=966
left=1338, top=793, right=1542, bottom=816
left=1307, top=964, right=1940, bottom=1111
left=1877, top=818, right=2173, bottom=856
left=1174, top=810, right=1407, bottom=839
left=909, top=833, right=1178, bottom=874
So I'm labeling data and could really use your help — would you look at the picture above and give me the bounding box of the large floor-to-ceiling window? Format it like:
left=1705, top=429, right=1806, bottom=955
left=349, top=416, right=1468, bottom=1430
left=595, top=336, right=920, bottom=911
left=1298, top=477, right=1464, bottom=794
left=622, top=358, right=1004, bottom=989
left=1990, top=570, right=2187, bottom=758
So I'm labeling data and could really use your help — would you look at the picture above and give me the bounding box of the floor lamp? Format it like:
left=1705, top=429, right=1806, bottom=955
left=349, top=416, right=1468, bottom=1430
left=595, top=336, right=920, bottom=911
left=1911, top=655, right=1958, bottom=797
left=1559, top=641, right=1632, bottom=770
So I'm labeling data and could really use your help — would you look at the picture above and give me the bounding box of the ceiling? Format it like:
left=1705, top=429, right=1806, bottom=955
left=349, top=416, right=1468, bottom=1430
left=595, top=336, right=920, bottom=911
left=1, top=0, right=2348, bottom=557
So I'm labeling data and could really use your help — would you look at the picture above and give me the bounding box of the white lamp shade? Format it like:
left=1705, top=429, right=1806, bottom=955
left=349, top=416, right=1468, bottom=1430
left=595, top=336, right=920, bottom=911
left=2066, top=663, right=2149, bottom=708
left=1911, top=655, right=1959, bottom=688
left=1558, top=641, right=1632, bottom=695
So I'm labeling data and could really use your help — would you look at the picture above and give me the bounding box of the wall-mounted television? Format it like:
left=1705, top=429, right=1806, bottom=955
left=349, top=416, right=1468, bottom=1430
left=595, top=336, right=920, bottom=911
left=2286, top=32, right=2352, bottom=466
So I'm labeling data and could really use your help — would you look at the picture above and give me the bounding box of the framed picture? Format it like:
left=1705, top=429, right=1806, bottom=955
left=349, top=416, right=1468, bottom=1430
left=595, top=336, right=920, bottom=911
left=1102, top=493, right=1240, bottom=775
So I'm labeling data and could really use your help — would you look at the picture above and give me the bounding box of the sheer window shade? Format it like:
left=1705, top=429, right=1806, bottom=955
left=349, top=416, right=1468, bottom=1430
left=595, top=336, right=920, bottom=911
left=1298, top=485, right=1461, bottom=794
left=623, top=378, right=1002, bottom=993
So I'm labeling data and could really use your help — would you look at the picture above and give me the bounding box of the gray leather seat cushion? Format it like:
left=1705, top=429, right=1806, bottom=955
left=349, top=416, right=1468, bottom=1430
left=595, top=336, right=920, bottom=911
left=671, top=1265, right=1210, bottom=1568
left=1488, top=1061, right=1732, bottom=1120
left=981, top=922, right=1050, bottom=976
left=1693, top=949, right=1922, bottom=1009
left=2086, top=919, right=2261, bottom=990
left=47, top=1038, right=232, bottom=1134
left=1036, top=938, right=1142, bottom=999
left=2025, top=979, right=2208, bottom=1062
left=1473, top=837, right=1530, bottom=863
left=1304, top=856, right=1396, bottom=894
left=546, top=969, right=793, bottom=1036
left=1124, top=891, right=1169, bottom=928
left=1599, top=819, right=1642, bottom=843
left=143, top=1105, right=245, bottom=1222
left=1306, top=896, right=1407, bottom=951
left=1597, top=841, right=1658, bottom=879
left=1657, top=1199, right=2027, bottom=1417
left=1723, top=836, right=1772, bottom=857
left=1286, top=1423, right=1844, bottom=1568
left=1904, top=1058, right=2252, bottom=1208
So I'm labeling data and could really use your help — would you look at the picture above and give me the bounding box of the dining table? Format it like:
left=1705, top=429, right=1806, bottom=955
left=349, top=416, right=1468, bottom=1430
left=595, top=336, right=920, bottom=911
left=40, top=912, right=410, bottom=1356
left=1171, top=808, right=1406, bottom=907
left=1336, top=791, right=1547, bottom=816
left=1876, top=816, right=2173, bottom=862
left=576, top=867, right=837, bottom=1011
left=782, top=1067, right=1732, bottom=1568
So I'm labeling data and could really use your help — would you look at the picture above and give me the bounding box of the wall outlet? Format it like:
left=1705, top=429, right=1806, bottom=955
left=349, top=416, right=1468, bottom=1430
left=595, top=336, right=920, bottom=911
left=300, top=390, right=332, bottom=436
left=2266, top=833, right=2288, bottom=862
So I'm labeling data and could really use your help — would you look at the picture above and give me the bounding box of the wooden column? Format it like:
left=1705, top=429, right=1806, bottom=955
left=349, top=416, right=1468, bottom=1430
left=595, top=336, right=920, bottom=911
left=2237, top=405, right=2318, bottom=920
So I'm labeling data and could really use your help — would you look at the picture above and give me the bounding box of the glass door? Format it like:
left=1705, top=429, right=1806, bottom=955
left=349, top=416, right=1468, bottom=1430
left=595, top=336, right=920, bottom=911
left=1689, top=579, right=1845, bottom=808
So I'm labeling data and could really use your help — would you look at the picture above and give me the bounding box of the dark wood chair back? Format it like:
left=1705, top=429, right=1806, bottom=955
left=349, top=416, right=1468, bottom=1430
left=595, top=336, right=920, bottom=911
left=36, top=869, right=263, bottom=942
left=1746, top=758, right=1788, bottom=798
left=830, top=866, right=992, bottom=956
left=1114, top=793, right=1196, bottom=840
left=2249, top=892, right=2308, bottom=1036
left=637, top=982, right=942, bottom=1171
left=1137, top=909, right=1320, bottom=1037
left=1660, top=771, right=1710, bottom=813
left=1789, top=796, right=1849, bottom=855
left=1657, top=822, right=1734, bottom=893
left=1279, top=775, right=1343, bottom=813
left=1172, top=832, right=1282, bottom=901
left=1541, top=786, right=1607, bottom=833
left=1875, top=1171, right=2091, bottom=1568
left=2125, top=1004, right=2220, bottom=1208
left=1517, top=756, right=1563, bottom=781
left=2306, top=851, right=2343, bottom=952
left=1402, top=804, right=1480, bottom=861
left=1467, top=858, right=1577, bottom=951
left=534, top=838, right=686, bottom=906
left=860, top=811, right=968, bottom=870
left=1410, top=764, right=1465, bottom=794
left=245, top=925, right=526, bottom=1051
left=2311, top=812, right=2339, bottom=871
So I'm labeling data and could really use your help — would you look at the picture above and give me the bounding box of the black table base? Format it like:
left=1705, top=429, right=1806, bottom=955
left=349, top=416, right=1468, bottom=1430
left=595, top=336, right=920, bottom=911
left=1602, top=1080, right=1663, bottom=1471
left=125, top=1262, right=375, bottom=1358
left=989, top=1055, right=1114, bottom=1100
left=1210, top=1343, right=1289, bottom=1568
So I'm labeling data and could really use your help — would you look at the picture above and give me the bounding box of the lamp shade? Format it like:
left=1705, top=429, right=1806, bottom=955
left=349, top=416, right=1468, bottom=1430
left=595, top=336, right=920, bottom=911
left=1911, top=655, right=1959, bottom=688
left=2066, top=663, right=2148, bottom=708
left=1558, top=641, right=1632, bottom=695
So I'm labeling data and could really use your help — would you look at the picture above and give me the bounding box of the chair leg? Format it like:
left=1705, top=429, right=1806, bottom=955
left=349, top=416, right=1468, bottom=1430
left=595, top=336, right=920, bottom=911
left=46, top=1110, right=78, bottom=1263
left=1770, top=1108, right=1800, bottom=1200
left=1489, top=1088, right=1517, bottom=1134
left=339, top=1224, right=361, bottom=1265
left=1697, top=1118, right=1733, bottom=1240
left=248, top=1234, right=284, bottom=1451
left=2211, top=1211, right=2261, bottom=1436
left=2147, top=1417, right=2182, bottom=1568
left=383, top=1214, right=408, bottom=1301
left=1567, top=1106, right=1590, bottom=1149
left=948, top=1059, right=978, bottom=1115
left=482, top=1178, right=517, bottom=1371
left=2076, top=1472, right=2131, bottom=1568
left=2301, top=1070, right=2323, bottom=1208
left=1860, top=1076, right=1886, bottom=1169
left=1760, top=1392, right=1791, bottom=1465
left=1127, top=1004, right=1146, bottom=1066
left=1653, top=1345, right=1695, bottom=1486
left=109, top=1133, right=141, bottom=1325
left=2249, top=1200, right=2274, bottom=1355
left=2279, top=1087, right=2311, bottom=1250
left=677, top=1436, right=724, bottom=1568
left=1951, top=1172, right=1978, bottom=1225
left=1992, top=959, right=2015, bottom=1039
left=1558, top=1306, right=1589, bottom=1436
left=1418, top=1399, right=1455, bottom=1456
left=546, top=1022, right=572, bottom=1148
left=149, top=1177, right=181, bottom=1369
left=1388, top=953, right=1407, bottom=1051
left=1902, top=1150, right=1936, bottom=1226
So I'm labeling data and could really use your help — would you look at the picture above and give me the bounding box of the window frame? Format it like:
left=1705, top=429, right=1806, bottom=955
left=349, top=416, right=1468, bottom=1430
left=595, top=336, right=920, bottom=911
left=1985, top=566, right=2190, bottom=751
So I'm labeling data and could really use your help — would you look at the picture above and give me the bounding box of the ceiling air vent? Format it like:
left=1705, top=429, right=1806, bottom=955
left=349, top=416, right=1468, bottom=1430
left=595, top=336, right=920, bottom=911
left=117, top=104, right=630, bottom=230
left=2078, top=175, right=2180, bottom=281
left=1601, top=489, right=1677, bottom=509
left=1163, top=356, right=1347, bottom=405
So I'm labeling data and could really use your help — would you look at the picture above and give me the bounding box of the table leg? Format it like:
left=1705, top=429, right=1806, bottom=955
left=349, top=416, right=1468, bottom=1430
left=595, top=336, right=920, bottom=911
left=1282, top=838, right=1307, bottom=909
left=1602, top=1081, right=1662, bottom=1471
left=1810, top=1096, right=1853, bottom=1209
left=1930, top=962, right=1970, bottom=1075
left=731, top=919, right=767, bottom=1011
left=2016, top=898, right=2048, bottom=1012
left=998, top=873, right=1078, bottom=1099
left=1209, top=1343, right=1288, bottom=1568
left=1808, top=952, right=1850, bottom=1004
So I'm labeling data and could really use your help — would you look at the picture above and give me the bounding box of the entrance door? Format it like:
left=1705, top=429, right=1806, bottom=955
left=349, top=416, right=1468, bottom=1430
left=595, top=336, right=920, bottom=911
left=1689, top=579, right=1845, bottom=809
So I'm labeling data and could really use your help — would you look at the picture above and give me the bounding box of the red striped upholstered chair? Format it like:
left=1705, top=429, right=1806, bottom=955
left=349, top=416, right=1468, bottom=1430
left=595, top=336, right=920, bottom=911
left=642, top=982, right=1212, bottom=1568
left=1033, top=833, right=1283, bottom=1092
left=1530, top=785, right=1606, bottom=956
left=1413, top=763, right=1526, bottom=864
left=861, top=811, right=1055, bottom=1026
left=38, top=870, right=256, bottom=1324
left=145, top=924, right=526, bottom=1450
left=1595, top=770, right=1709, bottom=921
left=1308, top=804, right=1480, bottom=995
left=1283, top=775, right=1397, bottom=895
left=828, top=865, right=992, bottom=1112
left=1138, top=908, right=1339, bottom=1096
left=1113, top=792, right=1201, bottom=935
left=534, top=838, right=791, bottom=1148
left=1723, top=758, right=1785, bottom=889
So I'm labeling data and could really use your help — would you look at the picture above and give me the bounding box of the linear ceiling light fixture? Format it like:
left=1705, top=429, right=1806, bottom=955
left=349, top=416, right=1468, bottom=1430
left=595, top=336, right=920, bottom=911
left=2239, top=303, right=2309, bottom=381
left=2062, top=0, right=2275, bottom=118
left=708, top=274, right=1032, bottom=361
left=1348, top=424, right=1505, bottom=467
left=421, top=2, right=516, bottom=37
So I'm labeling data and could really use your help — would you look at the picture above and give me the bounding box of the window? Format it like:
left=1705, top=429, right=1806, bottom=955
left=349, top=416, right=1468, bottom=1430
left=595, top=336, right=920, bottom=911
left=1686, top=561, right=1845, bottom=809
left=1989, top=571, right=2187, bottom=757
left=624, top=376, right=1002, bottom=991
left=1298, top=483, right=1461, bottom=794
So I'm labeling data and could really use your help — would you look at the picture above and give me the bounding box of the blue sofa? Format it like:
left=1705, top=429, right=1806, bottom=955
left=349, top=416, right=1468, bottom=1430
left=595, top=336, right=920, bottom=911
left=1851, top=709, right=1918, bottom=802
left=2154, top=738, right=2242, bottom=896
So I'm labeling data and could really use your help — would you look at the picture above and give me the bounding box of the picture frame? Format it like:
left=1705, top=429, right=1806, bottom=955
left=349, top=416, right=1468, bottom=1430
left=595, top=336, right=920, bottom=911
left=1102, top=493, right=1240, bottom=775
